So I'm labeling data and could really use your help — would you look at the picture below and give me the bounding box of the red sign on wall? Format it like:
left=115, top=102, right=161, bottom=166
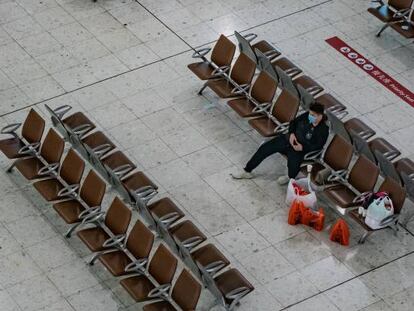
left=326, top=36, right=414, bottom=108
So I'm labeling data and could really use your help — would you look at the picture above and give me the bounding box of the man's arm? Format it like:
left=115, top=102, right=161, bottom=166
left=304, top=125, right=329, bottom=152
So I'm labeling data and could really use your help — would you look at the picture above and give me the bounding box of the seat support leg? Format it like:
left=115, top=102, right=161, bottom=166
left=198, top=83, right=207, bottom=95
left=65, top=222, right=81, bottom=238
left=88, top=249, right=118, bottom=265
left=358, top=231, right=372, bottom=244
left=6, top=162, right=16, bottom=173
left=376, top=24, right=389, bottom=37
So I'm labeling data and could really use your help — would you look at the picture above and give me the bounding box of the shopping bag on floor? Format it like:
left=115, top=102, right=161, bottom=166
left=288, top=199, right=304, bottom=225
left=312, top=208, right=325, bottom=231
left=329, top=219, right=350, bottom=246
left=286, top=177, right=317, bottom=209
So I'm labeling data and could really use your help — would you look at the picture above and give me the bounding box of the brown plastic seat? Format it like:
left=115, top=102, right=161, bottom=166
left=252, top=40, right=281, bottom=59
left=45, top=104, right=96, bottom=139
left=81, top=131, right=116, bottom=159
left=214, top=268, right=254, bottom=310
left=101, top=150, right=136, bottom=178
left=304, top=135, right=354, bottom=185
left=390, top=14, right=414, bottom=38
left=122, top=171, right=158, bottom=193
left=120, top=244, right=178, bottom=302
left=344, top=118, right=376, bottom=140
left=53, top=170, right=106, bottom=225
left=369, top=137, right=401, bottom=161
left=350, top=176, right=406, bottom=231
left=0, top=109, right=45, bottom=159
left=248, top=89, right=299, bottom=137
left=293, top=75, right=324, bottom=97
left=323, top=155, right=380, bottom=209
left=168, top=220, right=207, bottom=252
left=142, top=270, right=201, bottom=311
left=97, top=220, right=154, bottom=275
left=147, top=197, right=185, bottom=229
left=228, top=71, right=277, bottom=118
left=14, top=129, right=64, bottom=180
left=62, top=111, right=95, bottom=137
left=271, top=57, right=302, bottom=78
left=77, top=197, right=131, bottom=253
left=316, top=93, right=347, bottom=113
left=234, top=31, right=281, bottom=64
left=395, top=158, right=414, bottom=180
left=191, top=243, right=230, bottom=275
left=368, top=0, right=413, bottom=22
left=188, top=34, right=236, bottom=80
left=204, top=53, right=257, bottom=98
left=33, top=148, right=85, bottom=201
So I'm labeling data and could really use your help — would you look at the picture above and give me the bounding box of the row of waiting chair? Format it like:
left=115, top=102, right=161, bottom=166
left=188, top=32, right=414, bottom=243
left=369, top=0, right=414, bottom=39
left=0, top=108, right=254, bottom=311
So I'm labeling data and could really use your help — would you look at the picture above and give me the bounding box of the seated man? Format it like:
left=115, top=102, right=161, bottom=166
left=231, top=103, right=329, bottom=184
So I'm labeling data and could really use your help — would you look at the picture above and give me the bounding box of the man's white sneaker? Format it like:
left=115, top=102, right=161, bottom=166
left=277, top=175, right=290, bottom=185
left=230, top=170, right=254, bottom=179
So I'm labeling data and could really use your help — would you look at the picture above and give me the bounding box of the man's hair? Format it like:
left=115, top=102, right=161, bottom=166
left=309, top=102, right=325, bottom=114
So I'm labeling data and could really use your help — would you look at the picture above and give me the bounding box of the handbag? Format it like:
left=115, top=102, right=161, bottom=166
left=286, top=177, right=317, bottom=209
left=365, top=195, right=394, bottom=229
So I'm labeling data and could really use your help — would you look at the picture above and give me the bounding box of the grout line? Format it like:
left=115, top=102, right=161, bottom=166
left=280, top=223, right=414, bottom=310
left=0, top=0, right=333, bottom=118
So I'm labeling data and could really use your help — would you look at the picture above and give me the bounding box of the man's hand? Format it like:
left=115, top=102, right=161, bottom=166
left=289, top=133, right=298, bottom=147
left=293, top=143, right=303, bottom=152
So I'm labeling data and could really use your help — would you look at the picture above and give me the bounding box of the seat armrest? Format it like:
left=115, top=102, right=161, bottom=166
left=181, top=236, right=204, bottom=250
left=306, top=85, right=324, bottom=96
left=225, top=287, right=251, bottom=300
left=192, top=47, right=211, bottom=59
left=380, top=214, right=399, bottom=227
left=243, top=33, right=258, bottom=42
left=326, top=169, right=348, bottom=183
left=304, top=149, right=323, bottom=161
left=1, top=123, right=21, bottom=136
left=158, top=212, right=180, bottom=226
left=72, top=124, right=93, bottom=137
left=91, top=144, right=113, bottom=158
left=57, top=184, right=80, bottom=198
left=211, top=65, right=230, bottom=78
left=37, top=162, right=60, bottom=176
left=18, top=142, right=41, bottom=155
left=103, top=234, right=126, bottom=248
left=231, top=84, right=250, bottom=95
left=352, top=191, right=373, bottom=204
left=53, top=105, right=72, bottom=119
left=284, top=67, right=302, bottom=77
left=204, top=260, right=227, bottom=275
left=263, top=49, right=280, bottom=59
left=252, top=102, right=272, bottom=113
left=112, top=164, right=134, bottom=177
left=382, top=150, right=400, bottom=161
left=273, top=122, right=290, bottom=134
left=78, top=206, right=101, bottom=219
left=124, top=258, right=148, bottom=273
left=80, top=211, right=105, bottom=225
left=148, top=284, right=171, bottom=299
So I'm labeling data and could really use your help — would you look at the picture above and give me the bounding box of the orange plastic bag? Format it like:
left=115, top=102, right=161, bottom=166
left=312, top=208, right=325, bottom=231
left=329, top=219, right=350, bottom=246
left=300, top=207, right=325, bottom=231
left=288, top=200, right=304, bottom=225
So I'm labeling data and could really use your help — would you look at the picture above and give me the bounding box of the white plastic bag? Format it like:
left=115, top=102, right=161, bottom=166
left=286, top=177, right=317, bottom=209
left=365, top=195, right=394, bottom=229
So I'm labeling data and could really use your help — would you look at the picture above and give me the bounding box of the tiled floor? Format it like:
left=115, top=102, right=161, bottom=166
left=1, top=0, right=414, bottom=310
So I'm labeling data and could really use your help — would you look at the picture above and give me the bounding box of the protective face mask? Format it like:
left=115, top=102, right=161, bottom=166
left=308, top=114, right=317, bottom=124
